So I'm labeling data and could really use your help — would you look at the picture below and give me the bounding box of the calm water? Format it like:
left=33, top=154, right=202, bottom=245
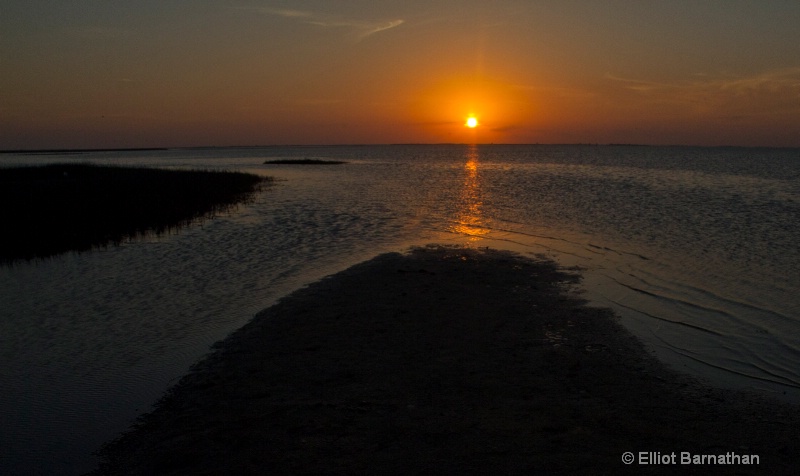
left=1, top=145, right=799, bottom=474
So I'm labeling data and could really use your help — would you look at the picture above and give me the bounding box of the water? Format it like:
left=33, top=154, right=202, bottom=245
left=1, top=145, right=799, bottom=474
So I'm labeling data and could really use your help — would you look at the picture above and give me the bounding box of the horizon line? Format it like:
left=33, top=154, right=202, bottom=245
left=2, top=143, right=799, bottom=154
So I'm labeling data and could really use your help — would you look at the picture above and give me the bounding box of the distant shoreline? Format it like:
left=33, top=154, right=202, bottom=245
left=0, top=147, right=170, bottom=155
left=3, top=144, right=797, bottom=155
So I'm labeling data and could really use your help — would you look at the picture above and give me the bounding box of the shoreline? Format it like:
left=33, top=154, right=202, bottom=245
left=91, top=245, right=799, bottom=475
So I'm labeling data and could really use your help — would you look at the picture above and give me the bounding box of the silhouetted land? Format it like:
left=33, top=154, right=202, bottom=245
left=0, top=163, right=269, bottom=264
left=0, top=148, right=168, bottom=155
left=263, top=159, right=346, bottom=165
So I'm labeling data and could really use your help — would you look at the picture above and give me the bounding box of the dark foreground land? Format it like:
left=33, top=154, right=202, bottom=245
left=0, top=163, right=268, bottom=263
left=91, top=246, right=799, bottom=475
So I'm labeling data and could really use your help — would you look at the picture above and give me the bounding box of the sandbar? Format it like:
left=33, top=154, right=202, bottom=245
left=91, top=245, right=799, bottom=475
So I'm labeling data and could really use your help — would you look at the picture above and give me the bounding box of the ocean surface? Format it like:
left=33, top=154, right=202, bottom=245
left=1, top=144, right=799, bottom=474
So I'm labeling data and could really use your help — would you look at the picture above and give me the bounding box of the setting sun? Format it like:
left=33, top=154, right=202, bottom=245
left=466, top=117, right=478, bottom=128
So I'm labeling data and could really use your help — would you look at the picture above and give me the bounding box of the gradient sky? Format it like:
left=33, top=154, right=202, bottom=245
left=3, top=1, right=800, bottom=148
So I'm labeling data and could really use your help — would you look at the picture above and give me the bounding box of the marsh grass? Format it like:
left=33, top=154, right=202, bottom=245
left=1, top=163, right=270, bottom=264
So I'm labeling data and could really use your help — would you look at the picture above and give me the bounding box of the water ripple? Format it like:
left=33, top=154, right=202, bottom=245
left=1, top=145, right=799, bottom=474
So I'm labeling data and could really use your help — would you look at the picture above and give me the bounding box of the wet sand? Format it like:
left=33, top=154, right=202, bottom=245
left=91, top=245, right=799, bottom=475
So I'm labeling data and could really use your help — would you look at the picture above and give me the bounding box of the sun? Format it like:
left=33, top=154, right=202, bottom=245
left=465, top=116, right=478, bottom=128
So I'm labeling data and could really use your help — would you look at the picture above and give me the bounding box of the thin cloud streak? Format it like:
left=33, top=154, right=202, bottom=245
left=606, top=68, right=800, bottom=95
left=718, top=68, right=800, bottom=95
left=252, top=7, right=403, bottom=40
left=359, top=20, right=405, bottom=39
left=262, top=9, right=312, bottom=19
left=605, top=68, right=800, bottom=117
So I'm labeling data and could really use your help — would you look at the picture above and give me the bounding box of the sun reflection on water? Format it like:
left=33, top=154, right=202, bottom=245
left=450, top=145, right=491, bottom=240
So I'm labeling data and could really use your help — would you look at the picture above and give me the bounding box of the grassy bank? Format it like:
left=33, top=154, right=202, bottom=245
left=1, top=163, right=269, bottom=264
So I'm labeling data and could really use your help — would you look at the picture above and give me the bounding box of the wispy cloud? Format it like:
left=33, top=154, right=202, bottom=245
left=360, top=20, right=405, bottom=38
left=604, top=74, right=673, bottom=92
left=717, top=68, right=800, bottom=95
left=605, top=68, right=800, bottom=117
left=606, top=68, right=800, bottom=95
left=264, top=9, right=312, bottom=19
left=251, top=7, right=404, bottom=40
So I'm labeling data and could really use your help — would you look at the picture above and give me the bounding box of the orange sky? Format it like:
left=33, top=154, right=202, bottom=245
left=2, top=1, right=800, bottom=148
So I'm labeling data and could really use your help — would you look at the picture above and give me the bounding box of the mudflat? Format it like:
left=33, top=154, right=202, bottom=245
left=91, top=245, right=799, bottom=475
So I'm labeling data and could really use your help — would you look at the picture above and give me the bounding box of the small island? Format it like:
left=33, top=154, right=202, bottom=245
left=0, top=163, right=269, bottom=264
left=263, top=158, right=346, bottom=165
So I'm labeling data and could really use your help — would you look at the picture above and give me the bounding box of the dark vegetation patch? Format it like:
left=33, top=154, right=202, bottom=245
left=0, top=163, right=270, bottom=264
left=263, top=159, right=346, bottom=165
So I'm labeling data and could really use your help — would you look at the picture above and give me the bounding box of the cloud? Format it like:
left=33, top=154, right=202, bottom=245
left=605, top=68, right=800, bottom=117
left=263, top=9, right=313, bottom=19
left=251, top=7, right=403, bottom=40
left=606, top=68, right=800, bottom=95
left=604, top=74, right=674, bottom=92
left=360, top=20, right=405, bottom=38
left=717, top=68, right=800, bottom=95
